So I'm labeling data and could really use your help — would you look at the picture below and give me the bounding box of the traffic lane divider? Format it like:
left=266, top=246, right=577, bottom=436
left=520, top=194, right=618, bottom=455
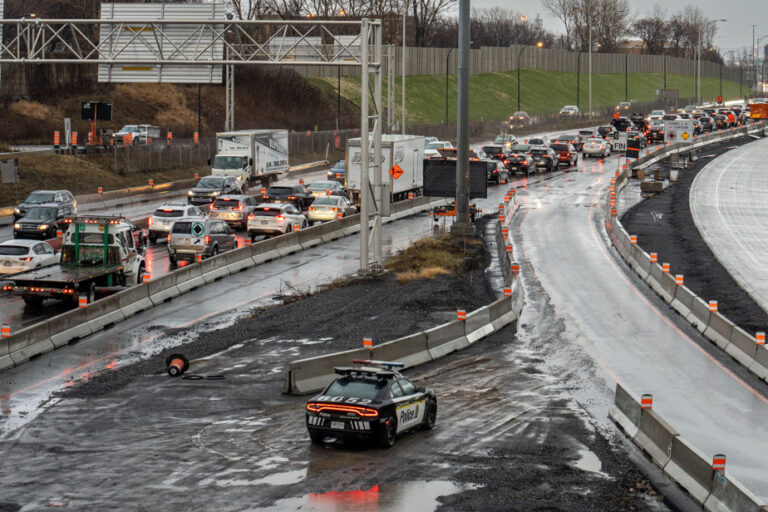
left=608, top=382, right=642, bottom=439
left=286, top=346, right=372, bottom=395
left=117, top=282, right=153, bottom=317
left=686, top=296, right=712, bottom=333
left=670, top=284, right=695, bottom=319
left=703, top=311, right=736, bottom=352
left=633, top=407, right=679, bottom=468
left=7, top=322, right=55, bottom=366
left=371, top=332, right=432, bottom=368
left=725, top=326, right=759, bottom=375
left=425, top=320, right=469, bottom=360
left=647, top=263, right=674, bottom=303
left=464, top=305, right=493, bottom=344
left=664, top=436, right=714, bottom=506
left=225, top=245, right=254, bottom=273
left=148, top=272, right=181, bottom=305
left=200, top=252, right=232, bottom=284
left=704, top=472, right=767, bottom=512
left=748, top=345, right=768, bottom=382
left=489, top=295, right=516, bottom=331
left=0, top=333, right=12, bottom=371
left=48, top=307, right=92, bottom=347
left=173, top=263, right=205, bottom=294
left=85, top=294, right=126, bottom=333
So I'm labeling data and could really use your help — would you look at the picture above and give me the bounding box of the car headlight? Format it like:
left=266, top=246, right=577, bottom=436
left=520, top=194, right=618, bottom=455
left=211, top=190, right=220, bottom=196
left=14, top=208, right=20, bottom=214
left=39, top=224, right=49, bottom=230
left=13, top=223, right=21, bottom=229
left=188, top=190, right=195, bottom=196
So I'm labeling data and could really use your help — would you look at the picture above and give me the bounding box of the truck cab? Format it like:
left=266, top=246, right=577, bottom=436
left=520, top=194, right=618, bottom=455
left=211, top=130, right=289, bottom=189
left=211, top=153, right=251, bottom=192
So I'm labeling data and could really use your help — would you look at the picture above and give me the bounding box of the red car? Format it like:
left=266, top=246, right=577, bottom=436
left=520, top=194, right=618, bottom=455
left=550, top=143, right=578, bottom=168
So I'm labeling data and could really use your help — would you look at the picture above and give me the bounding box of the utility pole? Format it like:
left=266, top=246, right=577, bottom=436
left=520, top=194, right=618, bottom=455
left=753, top=25, right=757, bottom=92
left=452, top=0, right=472, bottom=236
left=402, top=10, right=406, bottom=134
left=588, top=18, right=592, bottom=119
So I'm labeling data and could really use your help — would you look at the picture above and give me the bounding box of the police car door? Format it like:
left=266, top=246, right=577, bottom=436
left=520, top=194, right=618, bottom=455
left=391, top=378, right=425, bottom=433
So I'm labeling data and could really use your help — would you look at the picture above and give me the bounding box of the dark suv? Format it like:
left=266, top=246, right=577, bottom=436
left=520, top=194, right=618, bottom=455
left=611, top=116, right=633, bottom=132
left=14, top=190, right=76, bottom=221
left=187, top=176, right=241, bottom=206
left=260, top=185, right=314, bottom=210
left=13, top=204, right=68, bottom=240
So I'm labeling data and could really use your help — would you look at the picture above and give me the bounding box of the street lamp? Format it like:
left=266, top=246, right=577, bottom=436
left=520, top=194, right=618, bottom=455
left=720, top=50, right=736, bottom=99
left=573, top=6, right=593, bottom=118
left=445, top=47, right=455, bottom=124
left=517, top=42, right=543, bottom=112
left=698, top=19, right=726, bottom=105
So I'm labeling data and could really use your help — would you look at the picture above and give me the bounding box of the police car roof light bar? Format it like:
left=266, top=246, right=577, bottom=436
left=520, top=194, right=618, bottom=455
left=352, top=359, right=405, bottom=369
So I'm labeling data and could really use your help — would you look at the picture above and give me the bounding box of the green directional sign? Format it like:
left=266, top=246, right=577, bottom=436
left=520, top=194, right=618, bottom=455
left=191, top=221, right=205, bottom=238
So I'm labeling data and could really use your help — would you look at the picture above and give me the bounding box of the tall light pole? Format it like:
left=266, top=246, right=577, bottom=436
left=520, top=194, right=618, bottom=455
left=755, top=35, right=768, bottom=90
left=517, top=42, right=543, bottom=112
left=401, top=8, right=406, bottom=134
left=574, top=6, right=592, bottom=118
left=445, top=46, right=454, bottom=124
left=452, top=0, right=472, bottom=236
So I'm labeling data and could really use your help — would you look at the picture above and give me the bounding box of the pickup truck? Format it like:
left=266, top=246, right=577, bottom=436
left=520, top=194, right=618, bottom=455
left=2, top=215, right=146, bottom=307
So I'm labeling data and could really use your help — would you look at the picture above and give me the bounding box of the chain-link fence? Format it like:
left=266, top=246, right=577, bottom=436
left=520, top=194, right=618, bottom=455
left=78, top=138, right=215, bottom=174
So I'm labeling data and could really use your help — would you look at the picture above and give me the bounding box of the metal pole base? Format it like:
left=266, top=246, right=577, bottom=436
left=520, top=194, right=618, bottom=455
left=450, top=223, right=475, bottom=236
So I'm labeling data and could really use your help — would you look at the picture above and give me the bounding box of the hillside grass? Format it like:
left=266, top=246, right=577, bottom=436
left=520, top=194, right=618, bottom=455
left=312, top=70, right=745, bottom=125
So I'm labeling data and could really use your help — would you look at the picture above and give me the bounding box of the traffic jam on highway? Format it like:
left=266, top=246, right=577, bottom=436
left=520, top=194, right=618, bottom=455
left=2, top=97, right=768, bottom=511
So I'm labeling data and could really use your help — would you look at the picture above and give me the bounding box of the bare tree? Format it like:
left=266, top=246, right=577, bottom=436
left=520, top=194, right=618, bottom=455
left=541, top=0, right=577, bottom=50
left=410, top=0, right=457, bottom=46
left=632, top=5, right=668, bottom=55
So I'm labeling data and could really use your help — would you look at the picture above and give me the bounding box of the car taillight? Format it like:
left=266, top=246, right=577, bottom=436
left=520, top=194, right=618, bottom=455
left=235, top=204, right=243, bottom=211
left=306, top=402, right=379, bottom=418
left=309, top=207, right=316, bottom=211
left=332, top=207, right=340, bottom=212
left=275, top=215, right=285, bottom=221
left=262, top=195, right=268, bottom=199
left=336, top=173, right=341, bottom=178
left=247, top=214, right=254, bottom=219
left=492, top=169, right=498, bottom=173
left=167, top=234, right=171, bottom=243
left=210, top=205, right=217, bottom=210
left=205, top=235, right=210, bottom=244
left=19, top=257, right=33, bottom=262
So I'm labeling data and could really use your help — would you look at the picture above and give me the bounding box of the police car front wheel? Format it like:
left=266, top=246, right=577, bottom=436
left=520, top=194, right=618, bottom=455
left=423, top=399, right=437, bottom=430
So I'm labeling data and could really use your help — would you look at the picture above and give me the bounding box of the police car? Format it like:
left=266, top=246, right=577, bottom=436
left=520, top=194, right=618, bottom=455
left=305, top=360, right=437, bottom=447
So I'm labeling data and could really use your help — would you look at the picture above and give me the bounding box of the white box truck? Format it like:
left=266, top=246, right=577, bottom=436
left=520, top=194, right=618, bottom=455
left=211, top=130, right=289, bottom=191
left=345, top=134, right=425, bottom=208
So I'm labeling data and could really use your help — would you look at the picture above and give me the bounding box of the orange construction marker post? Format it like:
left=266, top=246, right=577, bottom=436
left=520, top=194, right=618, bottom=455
left=294, top=224, right=301, bottom=232
left=610, top=199, right=616, bottom=207
left=0, top=324, right=10, bottom=338
left=640, top=393, right=653, bottom=409
left=363, top=337, right=373, bottom=350
left=662, top=262, right=670, bottom=273
left=53, top=131, right=60, bottom=147
left=498, top=213, right=505, bottom=223
left=708, top=300, right=718, bottom=312
left=712, top=454, right=726, bottom=474
left=97, top=186, right=103, bottom=195
left=649, top=252, right=658, bottom=263
left=148, top=179, right=154, bottom=187
left=456, top=309, right=466, bottom=321
left=78, top=295, right=88, bottom=308
left=336, top=213, right=343, bottom=220
left=503, top=288, right=512, bottom=297
left=88, top=132, right=93, bottom=145
left=501, top=227, right=508, bottom=237
left=71, top=131, right=78, bottom=146
left=611, top=178, right=616, bottom=185
left=56, top=230, right=63, bottom=238
left=630, top=235, right=637, bottom=245
left=195, top=254, right=203, bottom=263
left=755, top=332, right=765, bottom=345
left=511, top=263, right=520, bottom=277
left=505, top=245, right=513, bottom=253
left=167, top=131, right=173, bottom=145
left=408, top=192, right=414, bottom=200
left=194, top=173, right=199, bottom=180
left=611, top=208, right=617, bottom=217
left=142, top=273, right=151, bottom=283
left=675, top=275, right=684, bottom=286
left=504, top=195, right=511, bottom=204
left=193, top=132, right=199, bottom=144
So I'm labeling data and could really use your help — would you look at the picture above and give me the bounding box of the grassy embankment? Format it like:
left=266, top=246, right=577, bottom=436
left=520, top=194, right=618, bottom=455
left=312, top=70, right=744, bottom=125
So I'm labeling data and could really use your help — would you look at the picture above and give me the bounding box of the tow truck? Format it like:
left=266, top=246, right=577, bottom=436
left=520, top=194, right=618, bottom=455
left=2, top=215, right=146, bottom=307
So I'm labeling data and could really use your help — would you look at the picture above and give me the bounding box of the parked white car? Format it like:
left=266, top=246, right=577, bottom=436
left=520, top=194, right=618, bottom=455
left=0, top=239, right=58, bottom=275
left=424, top=140, right=454, bottom=159
left=247, top=203, right=308, bottom=241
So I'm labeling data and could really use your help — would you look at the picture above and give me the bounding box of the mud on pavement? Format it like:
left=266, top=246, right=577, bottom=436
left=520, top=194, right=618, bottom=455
left=0, top=219, right=664, bottom=511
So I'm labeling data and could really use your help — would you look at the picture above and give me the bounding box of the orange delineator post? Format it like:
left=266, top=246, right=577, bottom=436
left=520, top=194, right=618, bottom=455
left=148, top=179, right=154, bottom=187
left=712, top=454, right=726, bottom=474
left=503, top=288, right=512, bottom=297
left=336, top=213, right=343, bottom=220
left=195, top=254, right=203, bottom=263
left=675, top=275, right=684, bottom=286
left=511, top=263, right=520, bottom=276
left=662, top=263, right=670, bottom=273
left=708, top=301, right=718, bottom=312
left=505, top=245, right=513, bottom=253
left=193, top=132, right=199, bottom=144
left=71, top=132, right=78, bottom=146
left=756, top=332, right=765, bottom=345
left=640, top=394, right=653, bottom=409
left=194, top=173, right=199, bottom=180
left=53, top=131, right=60, bottom=147
left=363, top=338, right=373, bottom=350
left=142, top=273, right=151, bottom=283
left=167, top=132, right=173, bottom=145
left=630, top=235, right=637, bottom=244
left=0, top=324, right=10, bottom=338
left=293, top=224, right=301, bottom=232
left=78, top=295, right=88, bottom=308
left=456, top=310, right=466, bottom=321
left=650, top=253, right=658, bottom=263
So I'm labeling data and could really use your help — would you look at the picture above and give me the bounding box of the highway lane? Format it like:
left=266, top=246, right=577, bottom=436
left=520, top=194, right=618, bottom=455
left=515, top=149, right=768, bottom=499
left=689, top=136, right=768, bottom=314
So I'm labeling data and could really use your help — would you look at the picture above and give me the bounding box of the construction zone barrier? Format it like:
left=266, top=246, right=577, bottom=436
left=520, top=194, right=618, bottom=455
left=610, top=383, right=768, bottom=510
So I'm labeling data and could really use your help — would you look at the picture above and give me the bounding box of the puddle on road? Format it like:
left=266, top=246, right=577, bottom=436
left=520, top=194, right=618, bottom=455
left=573, top=448, right=610, bottom=478
left=255, top=480, right=478, bottom=512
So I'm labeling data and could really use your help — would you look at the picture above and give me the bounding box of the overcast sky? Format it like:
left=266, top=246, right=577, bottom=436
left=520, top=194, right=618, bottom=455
left=466, top=0, right=763, bottom=54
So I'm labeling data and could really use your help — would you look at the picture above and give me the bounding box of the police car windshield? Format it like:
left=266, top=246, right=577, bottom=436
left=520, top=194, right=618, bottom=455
left=325, top=377, right=386, bottom=400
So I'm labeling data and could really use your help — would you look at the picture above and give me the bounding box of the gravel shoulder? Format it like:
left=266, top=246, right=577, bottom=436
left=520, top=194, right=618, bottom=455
left=621, top=135, right=768, bottom=334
